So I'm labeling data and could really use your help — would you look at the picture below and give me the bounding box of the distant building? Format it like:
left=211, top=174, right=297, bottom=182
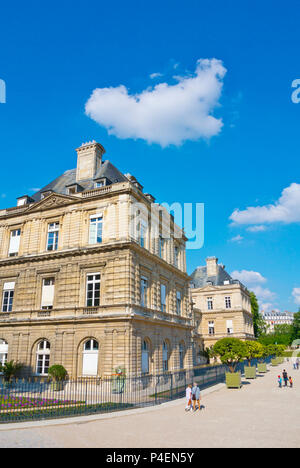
left=262, top=310, right=294, bottom=333
left=190, top=257, right=255, bottom=349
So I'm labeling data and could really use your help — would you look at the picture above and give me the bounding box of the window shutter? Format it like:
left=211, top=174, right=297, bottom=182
left=41, top=281, right=54, bottom=307
left=9, top=232, right=20, bottom=254
left=89, top=222, right=97, bottom=244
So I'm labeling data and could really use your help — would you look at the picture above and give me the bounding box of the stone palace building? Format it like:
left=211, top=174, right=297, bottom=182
left=191, top=257, right=255, bottom=349
left=0, top=142, right=254, bottom=379
left=0, top=141, right=202, bottom=378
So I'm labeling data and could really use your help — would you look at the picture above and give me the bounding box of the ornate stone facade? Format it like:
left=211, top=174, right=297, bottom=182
left=0, top=142, right=197, bottom=378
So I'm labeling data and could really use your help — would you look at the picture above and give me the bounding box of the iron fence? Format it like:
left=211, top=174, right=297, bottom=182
left=0, top=357, right=272, bottom=423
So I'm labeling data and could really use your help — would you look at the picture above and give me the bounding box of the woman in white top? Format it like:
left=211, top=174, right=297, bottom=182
left=185, top=384, right=192, bottom=411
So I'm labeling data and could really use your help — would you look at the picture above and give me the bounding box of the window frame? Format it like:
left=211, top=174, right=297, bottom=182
left=46, top=222, right=59, bottom=252
left=36, top=340, right=51, bottom=376
left=89, top=215, right=103, bottom=245
left=86, top=273, right=101, bottom=307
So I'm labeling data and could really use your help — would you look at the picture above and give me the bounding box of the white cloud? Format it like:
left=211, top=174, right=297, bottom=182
left=260, top=303, right=274, bottom=313
left=251, top=285, right=277, bottom=302
left=231, top=269, right=276, bottom=310
left=85, top=58, right=227, bottom=147
left=149, top=72, right=163, bottom=79
left=230, top=235, right=243, bottom=243
left=292, top=288, right=300, bottom=305
left=231, top=270, right=267, bottom=285
left=230, top=183, right=300, bottom=226
left=247, top=225, right=267, bottom=232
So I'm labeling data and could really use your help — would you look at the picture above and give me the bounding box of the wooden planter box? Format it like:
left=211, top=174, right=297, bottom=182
left=244, top=366, right=256, bottom=379
left=271, top=358, right=279, bottom=366
left=257, top=363, right=267, bottom=373
left=226, top=372, right=242, bottom=389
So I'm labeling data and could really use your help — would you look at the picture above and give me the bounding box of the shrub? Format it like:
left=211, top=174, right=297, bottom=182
left=48, top=365, right=67, bottom=382
left=1, top=361, right=23, bottom=382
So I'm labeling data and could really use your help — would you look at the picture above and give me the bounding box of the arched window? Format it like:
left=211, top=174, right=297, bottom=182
left=162, top=341, right=169, bottom=372
left=141, top=340, right=149, bottom=374
left=0, top=339, right=8, bottom=367
left=36, top=340, right=50, bottom=375
left=82, top=339, right=99, bottom=376
left=179, top=343, right=184, bottom=369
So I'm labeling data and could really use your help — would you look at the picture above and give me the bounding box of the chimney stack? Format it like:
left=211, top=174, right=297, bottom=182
left=206, top=257, right=218, bottom=277
left=75, top=141, right=106, bottom=182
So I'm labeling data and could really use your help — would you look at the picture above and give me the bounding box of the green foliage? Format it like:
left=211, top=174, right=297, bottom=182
left=48, top=365, right=67, bottom=382
left=244, top=341, right=264, bottom=365
left=212, top=338, right=247, bottom=373
left=258, top=324, right=293, bottom=347
left=291, top=311, right=300, bottom=343
left=0, top=360, right=23, bottom=382
left=250, top=292, right=267, bottom=337
left=266, top=344, right=286, bottom=358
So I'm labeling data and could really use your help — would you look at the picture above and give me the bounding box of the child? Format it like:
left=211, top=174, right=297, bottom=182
left=289, top=376, right=293, bottom=388
left=185, top=384, right=192, bottom=411
left=278, top=375, right=282, bottom=388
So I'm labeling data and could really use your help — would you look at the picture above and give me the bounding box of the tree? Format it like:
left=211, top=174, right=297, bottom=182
left=250, top=292, right=266, bottom=337
left=291, top=311, right=300, bottom=343
left=213, top=338, right=247, bottom=373
left=244, top=341, right=264, bottom=366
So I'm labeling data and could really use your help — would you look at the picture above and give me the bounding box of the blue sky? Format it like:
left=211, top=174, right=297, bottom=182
left=0, top=0, right=299, bottom=312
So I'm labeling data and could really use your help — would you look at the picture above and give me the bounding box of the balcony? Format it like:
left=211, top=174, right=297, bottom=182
left=0, top=304, right=192, bottom=327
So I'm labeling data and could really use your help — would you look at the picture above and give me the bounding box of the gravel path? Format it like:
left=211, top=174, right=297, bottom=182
left=0, top=362, right=299, bottom=448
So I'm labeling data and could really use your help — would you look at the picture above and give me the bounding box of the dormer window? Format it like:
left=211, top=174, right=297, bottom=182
left=94, top=178, right=107, bottom=189
left=17, top=195, right=33, bottom=207
left=66, top=183, right=82, bottom=195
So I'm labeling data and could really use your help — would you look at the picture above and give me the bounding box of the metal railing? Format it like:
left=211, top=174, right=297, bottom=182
left=0, top=357, right=272, bottom=424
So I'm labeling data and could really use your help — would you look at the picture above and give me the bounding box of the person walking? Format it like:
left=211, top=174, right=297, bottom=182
left=282, top=369, right=289, bottom=387
left=296, top=359, right=299, bottom=370
left=278, top=375, right=282, bottom=388
left=289, top=376, right=293, bottom=388
left=191, top=382, right=201, bottom=412
left=185, top=384, right=192, bottom=412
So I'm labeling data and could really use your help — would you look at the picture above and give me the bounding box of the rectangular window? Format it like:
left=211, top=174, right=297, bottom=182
left=140, top=277, right=148, bottom=308
left=8, top=229, right=21, bottom=257
left=161, top=284, right=166, bottom=312
left=89, top=217, right=103, bottom=244
left=207, top=297, right=213, bottom=310
left=137, top=221, right=147, bottom=248
left=225, top=296, right=232, bottom=309
left=174, top=246, right=179, bottom=268
left=227, top=320, right=233, bottom=335
left=41, top=278, right=55, bottom=309
left=86, top=274, right=101, bottom=307
left=176, top=291, right=182, bottom=315
left=47, top=223, right=59, bottom=251
left=158, top=236, right=164, bottom=258
left=2, top=282, right=15, bottom=312
left=208, top=321, right=215, bottom=335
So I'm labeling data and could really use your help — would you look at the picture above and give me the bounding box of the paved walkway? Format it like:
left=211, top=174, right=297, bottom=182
left=0, top=362, right=299, bottom=448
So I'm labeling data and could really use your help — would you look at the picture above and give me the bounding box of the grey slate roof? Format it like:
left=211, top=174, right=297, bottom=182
left=191, top=265, right=241, bottom=289
left=30, top=160, right=128, bottom=202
